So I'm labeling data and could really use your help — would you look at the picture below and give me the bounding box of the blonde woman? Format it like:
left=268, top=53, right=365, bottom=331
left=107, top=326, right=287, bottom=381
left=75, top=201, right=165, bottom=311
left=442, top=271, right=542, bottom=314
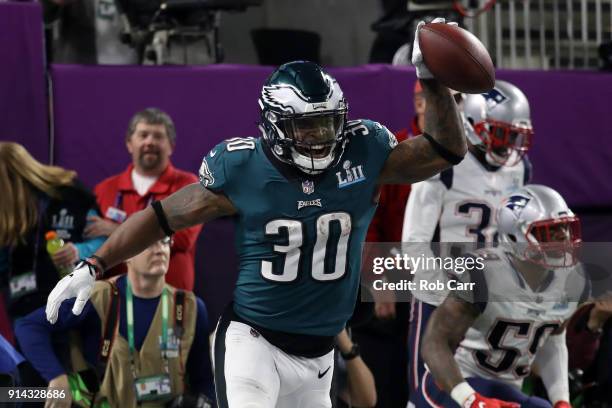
left=0, top=142, right=104, bottom=320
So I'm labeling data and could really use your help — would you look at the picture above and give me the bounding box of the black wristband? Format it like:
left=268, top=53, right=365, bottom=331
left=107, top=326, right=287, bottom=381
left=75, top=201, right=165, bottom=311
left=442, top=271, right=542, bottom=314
left=340, top=343, right=360, bottom=361
left=84, top=257, right=104, bottom=279
left=151, top=200, right=175, bottom=236
left=89, top=254, right=108, bottom=272
left=422, top=132, right=465, bottom=165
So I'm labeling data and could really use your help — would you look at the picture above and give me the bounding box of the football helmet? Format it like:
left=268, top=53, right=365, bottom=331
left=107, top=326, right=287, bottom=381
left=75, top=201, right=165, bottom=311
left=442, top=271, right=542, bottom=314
left=469, top=80, right=534, bottom=166
left=460, top=93, right=487, bottom=147
left=259, top=61, right=348, bottom=175
left=497, top=185, right=581, bottom=268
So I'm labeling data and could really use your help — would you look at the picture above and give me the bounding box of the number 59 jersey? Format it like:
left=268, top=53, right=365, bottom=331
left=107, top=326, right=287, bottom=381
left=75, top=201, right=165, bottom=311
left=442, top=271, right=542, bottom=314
left=199, top=120, right=397, bottom=336
left=453, top=248, right=590, bottom=388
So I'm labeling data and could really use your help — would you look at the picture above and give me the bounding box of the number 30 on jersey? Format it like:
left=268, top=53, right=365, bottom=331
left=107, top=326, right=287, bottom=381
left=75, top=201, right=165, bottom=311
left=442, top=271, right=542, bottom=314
left=262, top=212, right=352, bottom=283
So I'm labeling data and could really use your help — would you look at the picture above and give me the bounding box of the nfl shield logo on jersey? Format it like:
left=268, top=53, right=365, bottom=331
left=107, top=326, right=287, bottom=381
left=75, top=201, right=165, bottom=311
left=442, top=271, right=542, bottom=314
left=302, top=180, right=315, bottom=195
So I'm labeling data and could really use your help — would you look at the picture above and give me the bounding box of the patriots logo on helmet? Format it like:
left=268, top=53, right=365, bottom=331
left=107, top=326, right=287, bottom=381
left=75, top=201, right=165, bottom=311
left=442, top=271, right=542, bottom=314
left=505, top=194, right=530, bottom=216
left=482, top=88, right=508, bottom=110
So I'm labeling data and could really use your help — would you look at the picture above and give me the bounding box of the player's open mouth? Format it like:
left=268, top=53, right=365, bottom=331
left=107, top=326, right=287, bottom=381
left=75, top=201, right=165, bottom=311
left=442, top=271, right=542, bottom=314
left=310, top=144, right=331, bottom=157
left=296, top=144, right=332, bottom=159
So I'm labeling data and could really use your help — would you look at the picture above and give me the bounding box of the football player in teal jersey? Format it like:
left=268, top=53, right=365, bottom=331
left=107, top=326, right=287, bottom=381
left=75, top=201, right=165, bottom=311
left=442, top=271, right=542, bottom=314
left=46, top=20, right=466, bottom=408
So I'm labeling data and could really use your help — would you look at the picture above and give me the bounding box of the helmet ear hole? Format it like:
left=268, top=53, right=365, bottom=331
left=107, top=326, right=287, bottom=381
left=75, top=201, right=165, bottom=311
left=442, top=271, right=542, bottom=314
left=508, top=234, right=517, bottom=242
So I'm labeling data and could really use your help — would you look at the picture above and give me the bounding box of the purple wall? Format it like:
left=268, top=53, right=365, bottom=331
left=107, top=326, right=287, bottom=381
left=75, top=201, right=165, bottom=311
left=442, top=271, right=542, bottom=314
left=0, top=1, right=48, bottom=162
left=49, top=64, right=414, bottom=189
left=495, top=70, right=612, bottom=209
left=49, top=64, right=612, bottom=207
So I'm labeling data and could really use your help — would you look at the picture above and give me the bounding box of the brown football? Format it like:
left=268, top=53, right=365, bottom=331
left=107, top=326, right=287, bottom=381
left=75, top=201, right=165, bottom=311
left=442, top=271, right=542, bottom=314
left=418, top=23, right=495, bottom=93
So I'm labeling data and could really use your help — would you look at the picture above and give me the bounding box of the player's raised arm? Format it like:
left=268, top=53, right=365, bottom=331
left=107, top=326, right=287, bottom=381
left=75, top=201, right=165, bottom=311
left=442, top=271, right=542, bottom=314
left=379, top=18, right=469, bottom=185
left=46, top=183, right=236, bottom=323
left=378, top=79, right=465, bottom=185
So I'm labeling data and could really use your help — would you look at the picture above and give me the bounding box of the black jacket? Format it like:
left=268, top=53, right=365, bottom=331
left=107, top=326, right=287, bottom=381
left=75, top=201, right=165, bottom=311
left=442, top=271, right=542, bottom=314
left=4, top=180, right=98, bottom=318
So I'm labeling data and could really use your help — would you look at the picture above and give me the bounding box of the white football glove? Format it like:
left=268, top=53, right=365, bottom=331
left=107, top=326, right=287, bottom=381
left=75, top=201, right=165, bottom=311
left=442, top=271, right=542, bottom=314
left=412, top=17, right=459, bottom=79
left=45, top=260, right=96, bottom=324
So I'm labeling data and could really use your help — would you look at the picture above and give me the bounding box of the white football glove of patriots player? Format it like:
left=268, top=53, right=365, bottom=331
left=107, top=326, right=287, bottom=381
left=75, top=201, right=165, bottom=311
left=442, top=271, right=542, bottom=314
left=45, top=260, right=96, bottom=324
left=412, top=17, right=459, bottom=79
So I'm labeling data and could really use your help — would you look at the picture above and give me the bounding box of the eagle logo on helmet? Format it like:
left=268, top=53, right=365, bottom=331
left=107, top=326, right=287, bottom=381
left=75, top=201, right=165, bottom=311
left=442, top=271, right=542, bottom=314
left=261, top=84, right=309, bottom=114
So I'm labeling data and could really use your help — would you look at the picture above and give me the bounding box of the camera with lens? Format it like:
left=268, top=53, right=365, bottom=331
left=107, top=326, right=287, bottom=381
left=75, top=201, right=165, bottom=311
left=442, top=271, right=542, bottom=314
left=116, top=0, right=262, bottom=64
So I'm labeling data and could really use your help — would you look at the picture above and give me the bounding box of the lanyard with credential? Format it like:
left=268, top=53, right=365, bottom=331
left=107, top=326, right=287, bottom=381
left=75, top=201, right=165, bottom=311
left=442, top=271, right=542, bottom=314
left=126, top=279, right=169, bottom=377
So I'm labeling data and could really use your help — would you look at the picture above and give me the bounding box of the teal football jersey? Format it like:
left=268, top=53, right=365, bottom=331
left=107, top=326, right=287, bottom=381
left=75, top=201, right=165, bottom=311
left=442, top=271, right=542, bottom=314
left=199, top=120, right=398, bottom=336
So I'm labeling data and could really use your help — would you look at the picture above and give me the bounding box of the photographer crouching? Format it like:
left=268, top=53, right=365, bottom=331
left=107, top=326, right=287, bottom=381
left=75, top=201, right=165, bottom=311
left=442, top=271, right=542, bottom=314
left=15, top=237, right=214, bottom=407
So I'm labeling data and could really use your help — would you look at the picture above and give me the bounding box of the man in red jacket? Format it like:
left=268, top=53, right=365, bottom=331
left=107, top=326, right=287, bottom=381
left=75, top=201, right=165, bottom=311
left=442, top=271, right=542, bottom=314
left=84, top=108, right=202, bottom=290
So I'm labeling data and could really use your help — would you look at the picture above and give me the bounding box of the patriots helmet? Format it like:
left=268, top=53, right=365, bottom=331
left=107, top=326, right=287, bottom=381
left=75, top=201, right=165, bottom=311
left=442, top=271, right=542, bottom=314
left=259, top=61, right=348, bottom=175
left=497, top=185, right=581, bottom=268
left=460, top=93, right=487, bottom=147
left=470, top=80, right=534, bottom=166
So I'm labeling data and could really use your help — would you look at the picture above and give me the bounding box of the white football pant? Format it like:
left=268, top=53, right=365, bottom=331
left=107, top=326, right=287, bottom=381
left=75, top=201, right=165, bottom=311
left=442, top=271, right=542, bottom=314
left=213, top=319, right=334, bottom=408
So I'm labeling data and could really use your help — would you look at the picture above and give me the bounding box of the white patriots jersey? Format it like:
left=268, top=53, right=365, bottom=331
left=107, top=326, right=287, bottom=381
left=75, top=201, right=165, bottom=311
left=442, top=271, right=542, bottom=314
left=402, top=151, right=530, bottom=305
left=403, top=150, right=530, bottom=245
left=453, top=248, right=589, bottom=389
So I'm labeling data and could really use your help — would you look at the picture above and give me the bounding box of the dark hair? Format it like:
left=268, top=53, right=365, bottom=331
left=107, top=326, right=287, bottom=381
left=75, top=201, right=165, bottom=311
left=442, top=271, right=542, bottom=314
left=125, top=108, right=177, bottom=144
